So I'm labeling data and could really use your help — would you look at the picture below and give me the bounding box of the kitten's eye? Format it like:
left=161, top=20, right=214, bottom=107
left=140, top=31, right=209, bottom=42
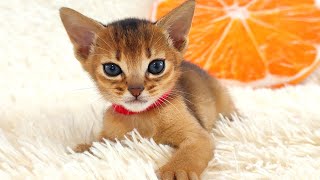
left=148, top=59, right=165, bottom=75
left=103, top=63, right=122, bottom=77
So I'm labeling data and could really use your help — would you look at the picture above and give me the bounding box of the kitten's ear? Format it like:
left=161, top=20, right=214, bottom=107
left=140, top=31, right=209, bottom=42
left=59, top=7, right=104, bottom=60
left=156, top=0, right=195, bottom=53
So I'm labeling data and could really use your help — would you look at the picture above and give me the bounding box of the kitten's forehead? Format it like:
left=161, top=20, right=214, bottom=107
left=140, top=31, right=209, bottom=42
left=98, top=18, right=167, bottom=62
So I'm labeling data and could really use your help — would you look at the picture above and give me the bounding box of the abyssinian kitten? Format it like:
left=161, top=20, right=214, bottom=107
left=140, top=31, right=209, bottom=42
left=60, top=0, right=237, bottom=179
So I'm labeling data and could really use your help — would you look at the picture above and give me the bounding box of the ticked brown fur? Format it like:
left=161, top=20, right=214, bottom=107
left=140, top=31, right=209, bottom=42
left=60, top=1, right=237, bottom=179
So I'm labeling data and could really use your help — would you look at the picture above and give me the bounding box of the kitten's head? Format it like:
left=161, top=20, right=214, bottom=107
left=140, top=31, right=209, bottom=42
left=59, top=0, right=195, bottom=112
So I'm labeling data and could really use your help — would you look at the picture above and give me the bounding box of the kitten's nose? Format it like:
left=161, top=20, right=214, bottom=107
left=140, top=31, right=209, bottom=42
left=128, top=85, right=144, bottom=98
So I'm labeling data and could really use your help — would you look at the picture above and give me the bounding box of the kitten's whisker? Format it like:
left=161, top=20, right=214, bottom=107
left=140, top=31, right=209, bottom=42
left=166, top=94, right=195, bottom=107
left=95, top=34, right=113, bottom=49
left=90, top=53, right=112, bottom=57
left=166, top=94, right=193, bottom=105
left=153, top=98, right=164, bottom=115
left=92, top=46, right=111, bottom=54
left=160, top=97, right=184, bottom=119
left=153, top=36, right=163, bottom=47
left=168, top=91, right=196, bottom=100
left=165, top=95, right=194, bottom=113
left=169, top=93, right=197, bottom=103
left=107, top=29, right=117, bottom=46
left=170, top=89, right=201, bottom=98
left=178, top=70, right=200, bottom=74
left=157, top=98, right=170, bottom=115
left=168, top=92, right=213, bottom=105
left=174, top=93, right=213, bottom=104
left=150, top=27, right=155, bottom=45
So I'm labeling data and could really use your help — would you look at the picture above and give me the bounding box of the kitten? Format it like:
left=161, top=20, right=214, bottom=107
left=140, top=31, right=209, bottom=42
left=60, top=0, right=237, bottom=179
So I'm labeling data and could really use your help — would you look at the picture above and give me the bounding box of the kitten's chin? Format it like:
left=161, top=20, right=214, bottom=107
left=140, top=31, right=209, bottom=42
left=121, top=100, right=154, bottom=112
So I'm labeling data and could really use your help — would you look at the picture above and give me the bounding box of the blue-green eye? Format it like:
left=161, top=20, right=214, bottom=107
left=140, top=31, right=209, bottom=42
left=148, top=59, right=165, bottom=75
left=103, top=63, right=122, bottom=77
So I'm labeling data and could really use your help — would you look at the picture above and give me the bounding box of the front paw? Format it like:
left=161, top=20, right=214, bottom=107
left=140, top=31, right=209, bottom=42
left=157, top=165, right=200, bottom=180
left=74, top=143, right=92, bottom=153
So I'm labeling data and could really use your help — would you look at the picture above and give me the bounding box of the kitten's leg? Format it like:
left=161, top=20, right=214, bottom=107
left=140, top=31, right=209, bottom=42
left=219, top=97, right=239, bottom=121
left=156, top=118, right=214, bottom=180
left=74, top=139, right=101, bottom=153
left=74, top=121, right=135, bottom=153
left=74, top=143, right=92, bottom=153
left=73, top=131, right=110, bottom=153
left=210, top=80, right=240, bottom=121
left=74, top=138, right=111, bottom=153
left=73, top=111, right=131, bottom=153
left=74, top=133, right=121, bottom=153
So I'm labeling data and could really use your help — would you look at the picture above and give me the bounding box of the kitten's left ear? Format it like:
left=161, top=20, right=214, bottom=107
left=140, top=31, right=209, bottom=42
left=156, top=0, right=195, bottom=53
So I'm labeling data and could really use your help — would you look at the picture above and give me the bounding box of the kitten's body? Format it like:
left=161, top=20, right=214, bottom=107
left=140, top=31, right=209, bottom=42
left=99, top=60, right=235, bottom=140
left=60, top=1, right=237, bottom=179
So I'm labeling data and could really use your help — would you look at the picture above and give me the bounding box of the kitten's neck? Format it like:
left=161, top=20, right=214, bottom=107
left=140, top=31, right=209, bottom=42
left=112, top=92, right=171, bottom=115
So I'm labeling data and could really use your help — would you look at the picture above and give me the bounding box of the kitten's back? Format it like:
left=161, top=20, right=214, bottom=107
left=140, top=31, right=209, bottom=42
left=178, top=61, right=236, bottom=130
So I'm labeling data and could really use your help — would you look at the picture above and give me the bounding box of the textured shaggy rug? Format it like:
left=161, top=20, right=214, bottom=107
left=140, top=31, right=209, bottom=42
left=1, top=0, right=320, bottom=179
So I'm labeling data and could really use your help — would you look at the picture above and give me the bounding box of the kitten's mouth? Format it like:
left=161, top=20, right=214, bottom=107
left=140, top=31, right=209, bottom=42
left=125, top=99, right=148, bottom=104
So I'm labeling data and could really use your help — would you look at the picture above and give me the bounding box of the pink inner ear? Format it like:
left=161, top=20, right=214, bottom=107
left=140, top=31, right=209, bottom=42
left=170, top=24, right=187, bottom=51
left=70, top=26, right=95, bottom=59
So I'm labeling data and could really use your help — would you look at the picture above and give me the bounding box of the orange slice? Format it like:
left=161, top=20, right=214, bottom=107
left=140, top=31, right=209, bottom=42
left=152, top=0, right=320, bottom=87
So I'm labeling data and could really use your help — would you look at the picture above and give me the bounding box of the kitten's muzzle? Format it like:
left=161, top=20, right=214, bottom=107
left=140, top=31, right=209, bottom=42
left=128, top=85, right=144, bottom=98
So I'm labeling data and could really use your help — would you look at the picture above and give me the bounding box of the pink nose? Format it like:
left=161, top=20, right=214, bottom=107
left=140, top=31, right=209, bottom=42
left=128, top=86, right=144, bottom=98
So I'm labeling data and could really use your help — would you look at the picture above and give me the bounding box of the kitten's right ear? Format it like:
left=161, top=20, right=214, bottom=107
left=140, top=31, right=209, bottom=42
left=59, top=7, right=103, bottom=61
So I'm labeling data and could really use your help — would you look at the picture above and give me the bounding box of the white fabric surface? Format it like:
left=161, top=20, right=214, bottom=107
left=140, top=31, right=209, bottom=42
left=0, top=0, right=320, bottom=179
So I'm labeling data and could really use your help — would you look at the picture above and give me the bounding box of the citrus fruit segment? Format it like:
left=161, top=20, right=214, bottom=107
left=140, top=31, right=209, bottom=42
left=152, top=0, right=320, bottom=87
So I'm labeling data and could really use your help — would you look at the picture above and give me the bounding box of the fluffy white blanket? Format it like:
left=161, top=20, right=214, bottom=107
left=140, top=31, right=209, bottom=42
left=1, top=0, right=320, bottom=179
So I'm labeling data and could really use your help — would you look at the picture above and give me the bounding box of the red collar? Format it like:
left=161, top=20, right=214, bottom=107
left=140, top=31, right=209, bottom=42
left=112, top=92, right=171, bottom=115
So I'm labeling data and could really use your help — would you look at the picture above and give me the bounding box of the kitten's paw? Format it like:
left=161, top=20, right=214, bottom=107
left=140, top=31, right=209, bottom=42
left=157, top=167, right=199, bottom=180
left=74, top=143, right=92, bottom=153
